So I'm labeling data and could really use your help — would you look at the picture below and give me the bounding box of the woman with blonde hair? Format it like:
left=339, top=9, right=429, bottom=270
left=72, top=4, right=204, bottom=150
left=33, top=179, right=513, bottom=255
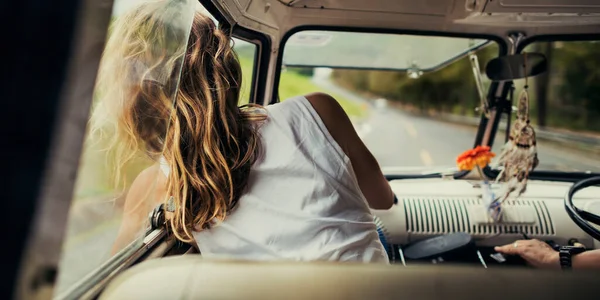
left=97, top=1, right=394, bottom=263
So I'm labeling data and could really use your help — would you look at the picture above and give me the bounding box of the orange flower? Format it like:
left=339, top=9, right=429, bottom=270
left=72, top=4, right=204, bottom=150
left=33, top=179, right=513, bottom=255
left=456, top=146, right=495, bottom=171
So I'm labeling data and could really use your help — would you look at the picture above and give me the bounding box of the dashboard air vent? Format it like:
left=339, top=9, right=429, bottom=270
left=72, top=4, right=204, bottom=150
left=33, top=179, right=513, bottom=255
left=403, top=197, right=554, bottom=236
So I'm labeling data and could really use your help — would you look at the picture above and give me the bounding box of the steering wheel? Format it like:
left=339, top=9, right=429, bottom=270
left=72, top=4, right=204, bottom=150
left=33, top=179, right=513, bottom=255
left=565, top=176, right=600, bottom=241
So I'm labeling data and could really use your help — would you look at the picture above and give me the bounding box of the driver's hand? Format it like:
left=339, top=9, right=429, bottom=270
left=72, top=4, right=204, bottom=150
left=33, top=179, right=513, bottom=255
left=495, top=239, right=560, bottom=269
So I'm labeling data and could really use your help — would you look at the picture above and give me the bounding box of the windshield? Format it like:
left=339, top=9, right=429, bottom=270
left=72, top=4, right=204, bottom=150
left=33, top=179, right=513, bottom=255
left=279, top=31, right=498, bottom=173
left=490, top=40, right=600, bottom=173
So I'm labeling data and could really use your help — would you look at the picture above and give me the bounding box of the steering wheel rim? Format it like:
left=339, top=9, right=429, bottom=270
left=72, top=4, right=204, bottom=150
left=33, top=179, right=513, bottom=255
left=565, top=176, right=600, bottom=241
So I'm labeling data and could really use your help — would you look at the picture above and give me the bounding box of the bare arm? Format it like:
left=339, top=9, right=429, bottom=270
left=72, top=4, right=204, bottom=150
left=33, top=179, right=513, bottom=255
left=305, top=93, right=394, bottom=210
left=495, top=239, right=600, bottom=270
left=111, top=165, right=166, bottom=254
left=572, top=249, right=600, bottom=270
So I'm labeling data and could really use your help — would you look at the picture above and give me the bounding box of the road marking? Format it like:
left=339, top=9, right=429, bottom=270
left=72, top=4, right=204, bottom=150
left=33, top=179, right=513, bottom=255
left=420, top=150, right=434, bottom=166
left=353, top=121, right=372, bottom=139
left=359, top=123, right=372, bottom=138
left=403, top=121, right=418, bottom=138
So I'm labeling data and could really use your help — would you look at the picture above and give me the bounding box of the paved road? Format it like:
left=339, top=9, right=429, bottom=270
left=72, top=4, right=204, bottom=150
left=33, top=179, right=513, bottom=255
left=314, top=77, right=600, bottom=173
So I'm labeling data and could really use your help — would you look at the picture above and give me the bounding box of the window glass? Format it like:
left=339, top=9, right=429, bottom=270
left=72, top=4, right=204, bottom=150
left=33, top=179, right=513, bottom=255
left=234, top=38, right=257, bottom=105
left=198, top=0, right=258, bottom=104
left=279, top=31, right=498, bottom=172
left=490, top=40, right=600, bottom=173
left=55, top=0, right=195, bottom=294
left=199, top=0, right=258, bottom=104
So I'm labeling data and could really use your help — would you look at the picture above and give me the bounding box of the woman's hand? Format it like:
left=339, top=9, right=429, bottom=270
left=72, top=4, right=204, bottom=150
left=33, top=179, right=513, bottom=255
left=494, top=239, right=560, bottom=269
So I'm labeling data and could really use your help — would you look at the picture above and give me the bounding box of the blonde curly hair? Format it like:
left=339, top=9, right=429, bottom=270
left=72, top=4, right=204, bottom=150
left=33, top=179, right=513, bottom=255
left=92, top=0, right=265, bottom=243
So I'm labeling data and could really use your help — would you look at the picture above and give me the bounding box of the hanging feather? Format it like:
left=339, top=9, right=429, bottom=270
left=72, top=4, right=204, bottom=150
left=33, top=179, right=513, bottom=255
left=495, top=82, right=539, bottom=203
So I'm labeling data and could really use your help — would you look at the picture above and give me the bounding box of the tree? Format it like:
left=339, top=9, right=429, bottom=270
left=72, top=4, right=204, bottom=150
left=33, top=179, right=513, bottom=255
left=534, top=42, right=553, bottom=127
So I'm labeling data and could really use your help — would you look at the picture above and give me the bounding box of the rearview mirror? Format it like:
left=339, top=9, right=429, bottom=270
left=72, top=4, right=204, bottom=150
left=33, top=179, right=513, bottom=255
left=485, top=53, right=547, bottom=81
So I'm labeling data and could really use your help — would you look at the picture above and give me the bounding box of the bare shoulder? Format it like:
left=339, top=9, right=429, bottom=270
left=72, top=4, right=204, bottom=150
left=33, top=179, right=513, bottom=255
left=132, top=165, right=163, bottom=190
left=304, top=92, right=352, bottom=129
left=304, top=92, right=356, bottom=155
left=125, top=164, right=167, bottom=210
left=305, top=93, right=393, bottom=210
left=304, top=92, right=336, bottom=103
left=304, top=92, right=346, bottom=116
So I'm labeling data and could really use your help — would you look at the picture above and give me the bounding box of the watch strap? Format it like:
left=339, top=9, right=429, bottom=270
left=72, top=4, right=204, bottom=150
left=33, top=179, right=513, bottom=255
left=559, top=246, right=586, bottom=270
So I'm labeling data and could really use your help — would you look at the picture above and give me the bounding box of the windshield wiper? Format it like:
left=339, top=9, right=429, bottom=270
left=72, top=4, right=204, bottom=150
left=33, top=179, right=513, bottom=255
left=468, top=49, right=491, bottom=118
left=384, top=167, right=466, bottom=180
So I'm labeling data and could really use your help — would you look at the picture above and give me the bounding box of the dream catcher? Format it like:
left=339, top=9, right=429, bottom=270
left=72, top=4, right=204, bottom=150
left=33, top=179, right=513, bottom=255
left=494, top=52, right=539, bottom=205
left=456, top=50, right=544, bottom=222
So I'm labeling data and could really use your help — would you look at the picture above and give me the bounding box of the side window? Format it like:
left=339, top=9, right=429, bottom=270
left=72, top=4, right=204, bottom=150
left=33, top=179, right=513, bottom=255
left=55, top=0, right=195, bottom=295
left=233, top=38, right=258, bottom=105
left=199, top=3, right=259, bottom=105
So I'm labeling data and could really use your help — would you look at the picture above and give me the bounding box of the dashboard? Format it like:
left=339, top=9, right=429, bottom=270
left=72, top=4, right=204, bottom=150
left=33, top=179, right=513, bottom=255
left=371, top=178, right=600, bottom=265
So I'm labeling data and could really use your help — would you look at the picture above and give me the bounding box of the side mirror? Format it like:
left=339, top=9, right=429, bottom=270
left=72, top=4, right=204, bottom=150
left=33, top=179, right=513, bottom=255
left=485, top=52, right=548, bottom=81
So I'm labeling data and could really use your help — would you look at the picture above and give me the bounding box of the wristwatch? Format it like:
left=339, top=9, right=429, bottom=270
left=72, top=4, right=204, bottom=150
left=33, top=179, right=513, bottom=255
left=558, top=245, right=586, bottom=270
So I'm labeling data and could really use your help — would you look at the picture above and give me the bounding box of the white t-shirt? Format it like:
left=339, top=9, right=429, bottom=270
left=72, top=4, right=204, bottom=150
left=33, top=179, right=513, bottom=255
left=160, top=96, right=388, bottom=263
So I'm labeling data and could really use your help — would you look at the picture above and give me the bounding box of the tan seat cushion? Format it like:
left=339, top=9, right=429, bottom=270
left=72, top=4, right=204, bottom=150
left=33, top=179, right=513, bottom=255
left=100, top=256, right=600, bottom=300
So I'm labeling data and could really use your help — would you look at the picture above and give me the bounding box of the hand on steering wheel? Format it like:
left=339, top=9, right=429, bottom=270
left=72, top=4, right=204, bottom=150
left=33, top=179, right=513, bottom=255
left=495, top=239, right=559, bottom=269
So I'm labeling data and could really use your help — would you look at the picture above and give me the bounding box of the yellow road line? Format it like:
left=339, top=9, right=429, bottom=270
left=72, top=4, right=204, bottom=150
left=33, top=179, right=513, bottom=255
left=403, top=121, right=418, bottom=138
left=420, top=150, right=434, bottom=166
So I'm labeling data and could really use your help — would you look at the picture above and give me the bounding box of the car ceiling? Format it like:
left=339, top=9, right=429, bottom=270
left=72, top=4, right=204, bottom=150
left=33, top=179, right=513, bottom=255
left=217, top=0, right=600, bottom=43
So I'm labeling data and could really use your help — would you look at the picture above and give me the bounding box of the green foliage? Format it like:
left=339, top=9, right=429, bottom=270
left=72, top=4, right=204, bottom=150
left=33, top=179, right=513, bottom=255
left=520, top=41, right=600, bottom=131
left=331, top=40, right=600, bottom=133
left=557, top=42, right=600, bottom=126
left=237, top=49, right=365, bottom=117
left=278, top=69, right=366, bottom=118
left=332, top=70, right=369, bottom=91
left=287, top=67, right=314, bottom=77
left=237, top=55, right=255, bottom=105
